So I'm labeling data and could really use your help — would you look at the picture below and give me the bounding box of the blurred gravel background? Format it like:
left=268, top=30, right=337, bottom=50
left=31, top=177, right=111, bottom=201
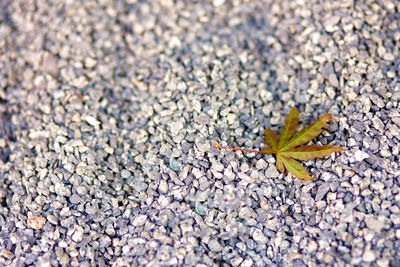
left=1, top=0, right=400, bottom=266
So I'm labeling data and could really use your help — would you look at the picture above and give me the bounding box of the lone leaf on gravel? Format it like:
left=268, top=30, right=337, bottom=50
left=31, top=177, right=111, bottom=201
left=213, top=107, right=345, bottom=181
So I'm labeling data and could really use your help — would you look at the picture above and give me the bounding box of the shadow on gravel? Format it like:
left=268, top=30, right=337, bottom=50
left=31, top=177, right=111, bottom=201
left=0, top=102, right=15, bottom=164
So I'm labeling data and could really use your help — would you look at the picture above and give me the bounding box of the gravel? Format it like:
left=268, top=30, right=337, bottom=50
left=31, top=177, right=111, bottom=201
left=0, top=0, right=399, bottom=266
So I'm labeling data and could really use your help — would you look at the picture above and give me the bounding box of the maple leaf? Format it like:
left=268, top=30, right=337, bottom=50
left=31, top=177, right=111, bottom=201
left=213, top=107, right=345, bottom=181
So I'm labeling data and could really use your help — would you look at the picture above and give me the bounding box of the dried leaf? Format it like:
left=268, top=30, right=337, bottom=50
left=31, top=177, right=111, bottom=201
left=214, top=107, right=346, bottom=180
left=279, top=155, right=314, bottom=181
left=264, top=128, right=279, bottom=150
left=280, top=112, right=331, bottom=151
left=278, top=107, right=299, bottom=149
left=280, top=145, right=345, bottom=161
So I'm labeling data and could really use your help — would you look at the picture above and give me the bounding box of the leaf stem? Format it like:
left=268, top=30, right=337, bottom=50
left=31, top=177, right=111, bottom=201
left=213, top=142, right=276, bottom=154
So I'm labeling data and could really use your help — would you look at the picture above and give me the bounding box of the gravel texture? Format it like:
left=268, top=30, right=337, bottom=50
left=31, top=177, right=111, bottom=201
left=1, top=0, right=400, bottom=266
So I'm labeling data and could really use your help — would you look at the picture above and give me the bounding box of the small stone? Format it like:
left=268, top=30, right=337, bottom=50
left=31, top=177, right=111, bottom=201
left=169, top=159, right=181, bottom=171
left=46, top=214, right=58, bottom=225
left=69, top=193, right=82, bottom=204
left=195, top=113, right=210, bottom=125
left=353, top=121, right=366, bottom=131
left=328, top=73, right=339, bottom=87
left=133, top=180, right=148, bottom=192
left=387, top=124, right=400, bottom=136
left=365, top=216, right=385, bottom=232
left=132, top=215, right=147, bottom=227
left=41, top=53, right=59, bottom=77
left=71, top=113, right=81, bottom=123
left=196, top=142, right=210, bottom=153
left=391, top=91, right=400, bottom=102
left=252, top=228, right=268, bottom=243
left=170, top=121, right=184, bottom=135
left=181, top=141, right=193, bottom=153
left=307, top=240, right=318, bottom=252
left=0, top=249, right=14, bottom=260
left=227, top=113, right=237, bottom=125
left=213, top=0, right=225, bottom=7
left=354, top=150, right=369, bottom=161
left=255, top=159, right=268, bottom=170
left=211, top=159, right=224, bottom=172
left=363, top=229, right=375, bottom=242
left=265, top=165, right=280, bottom=178
left=99, top=236, right=112, bottom=248
left=362, top=250, right=376, bottom=262
left=158, top=180, right=169, bottom=194
left=231, top=257, right=243, bottom=266
left=84, top=57, right=97, bottom=68
left=365, top=14, right=379, bottom=25
left=121, top=169, right=131, bottom=179
left=72, top=227, right=84, bottom=243
left=27, top=215, right=46, bottom=230
left=76, top=186, right=88, bottom=196
left=195, top=202, right=206, bottom=216
left=323, top=253, right=333, bottom=263
left=104, top=145, right=114, bottom=154
left=323, top=15, right=340, bottom=32
left=59, top=251, right=70, bottom=265
left=240, top=163, right=249, bottom=173
left=316, top=182, right=331, bottom=201
left=371, top=181, right=384, bottom=191
left=372, top=117, right=384, bottom=132
left=85, top=115, right=100, bottom=127
left=208, top=239, right=223, bottom=253
left=241, top=258, right=254, bottom=267
left=72, top=76, right=88, bottom=89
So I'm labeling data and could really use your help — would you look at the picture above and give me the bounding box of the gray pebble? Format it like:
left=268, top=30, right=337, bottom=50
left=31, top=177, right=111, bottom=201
left=132, top=215, right=147, bottom=227
left=98, top=236, right=112, bottom=248
left=328, top=73, right=339, bottom=87
left=121, top=169, right=131, bottom=179
left=208, top=239, right=223, bottom=253
left=69, top=193, right=82, bottom=204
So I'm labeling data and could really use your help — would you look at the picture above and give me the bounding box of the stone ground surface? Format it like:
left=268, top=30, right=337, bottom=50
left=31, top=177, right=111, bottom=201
left=0, top=0, right=400, bottom=266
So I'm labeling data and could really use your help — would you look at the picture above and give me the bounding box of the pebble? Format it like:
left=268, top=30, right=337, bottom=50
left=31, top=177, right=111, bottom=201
left=328, top=73, right=339, bottom=87
left=0, top=249, right=14, bottom=260
left=41, top=53, right=59, bottom=77
left=363, top=250, right=376, bottom=263
left=195, top=202, right=206, bottom=216
left=170, top=121, right=184, bottom=135
left=71, top=233, right=83, bottom=245
left=132, top=215, right=147, bottom=227
left=195, top=113, right=210, bottom=125
left=316, top=182, right=331, bottom=201
left=323, top=15, right=341, bottom=32
left=84, top=57, right=97, bottom=68
left=227, top=113, right=237, bottom=125
left=76, top=186, right=88, bottom=196
left=99, top=236, right=112, bottom=248
left=265, top=165, right=280, bottom=178
left=252, top=228, right=268, bottom=243
left=196, top=142, right=210, bottom=153
left=169, top=159, right=181, bottom=172
left=255, top=159, right=268, bottom=170
left=354, top=150, right=369, bottom=162
left=84, top=115, right=100, bottom=127
left=27, top=215, right=46, bottom=230
left=69, top=193, right=82, bottom=204
left=208, top=239, right=223, bottom=253
left=365, top=216, right=385, bottom=232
